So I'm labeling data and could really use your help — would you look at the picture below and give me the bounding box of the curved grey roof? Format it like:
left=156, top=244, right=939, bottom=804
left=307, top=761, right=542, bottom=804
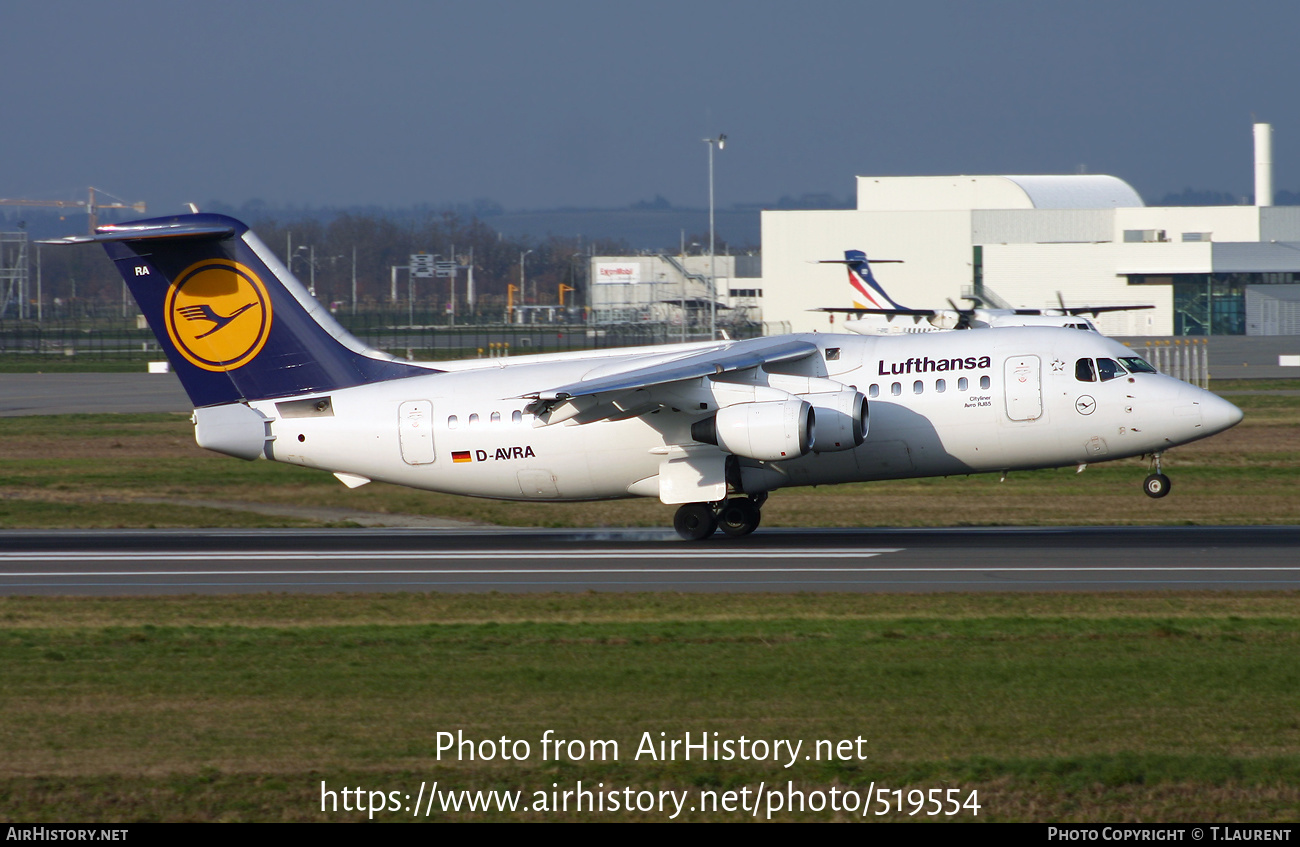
left=1002, top=175, right=1145, bottom=209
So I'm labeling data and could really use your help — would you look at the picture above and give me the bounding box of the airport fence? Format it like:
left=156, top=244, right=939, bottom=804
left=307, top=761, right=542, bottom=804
left=0, top=306, right=767, bottom=364
left=1130, top=339, right=1210, bottom=388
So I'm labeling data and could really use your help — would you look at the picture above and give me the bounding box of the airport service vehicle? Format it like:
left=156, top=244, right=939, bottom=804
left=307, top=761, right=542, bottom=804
left=47, top=215, right=1241, bottom=540
left=815, top=249, right=1154, bottom=335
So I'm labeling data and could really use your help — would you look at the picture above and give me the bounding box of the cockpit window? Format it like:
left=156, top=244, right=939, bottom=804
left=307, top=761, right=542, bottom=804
left=1075, top=358, right=1096, bottom=382
left=1120, top=356, right=1158, bottom=374
left=1097, top=358, right=1127, bottom=382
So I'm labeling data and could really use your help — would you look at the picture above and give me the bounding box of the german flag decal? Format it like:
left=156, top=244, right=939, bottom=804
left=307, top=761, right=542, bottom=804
left=452, top=451, right=473, bottom=463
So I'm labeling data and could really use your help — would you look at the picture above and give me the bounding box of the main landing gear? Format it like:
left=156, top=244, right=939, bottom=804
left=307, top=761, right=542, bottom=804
left=1143, top=452, right=1172, bottom=499
left=673, top=495, right=765, bottom=540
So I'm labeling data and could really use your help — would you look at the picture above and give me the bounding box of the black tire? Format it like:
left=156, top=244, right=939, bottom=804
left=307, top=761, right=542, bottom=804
left=1143, top=473, right=1171, bottom=499
left=718, top=499, right=761, bottom=537
left=674, top=503, right=718, bottom=540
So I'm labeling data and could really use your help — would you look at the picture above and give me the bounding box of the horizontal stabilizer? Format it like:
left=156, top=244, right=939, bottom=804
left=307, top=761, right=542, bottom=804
left=39, top=222, right=235, bottom=245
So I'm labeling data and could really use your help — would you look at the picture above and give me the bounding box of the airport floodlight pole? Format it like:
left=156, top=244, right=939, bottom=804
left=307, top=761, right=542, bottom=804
left=292, top=245, right=311, bottom=296
left=680, top=231, right=687, bottom=343
left=704, top=133, right=726, bottom=340
left=520, top=249, right=533, bottom=320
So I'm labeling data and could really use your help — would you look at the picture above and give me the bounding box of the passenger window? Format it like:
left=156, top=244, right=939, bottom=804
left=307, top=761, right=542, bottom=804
left=891, top=382, right=902, bottom=396
left=913, top=380, right=923, bottom=395
left=491, top=411, right=501, bottom=424
left=1097, top=358, right=1127, bottom=382
left=869, top=384, right=879, bottom=398
left=980, top=376, right=990, bottom=389
left=958, top=377, right=968, bottom=391
left=448, top=415, right=458, bottom=429
left=936, top=379, right=946, bottom=393
left=1076, top=358, right=1097, bottom=382
left=512, top=410, right=523, bottom=424
left=468, top=413, right=479, bottom=427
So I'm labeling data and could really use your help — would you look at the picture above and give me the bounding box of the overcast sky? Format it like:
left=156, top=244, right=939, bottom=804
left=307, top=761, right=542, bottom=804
left=4, top=0, right=1297, bottom=215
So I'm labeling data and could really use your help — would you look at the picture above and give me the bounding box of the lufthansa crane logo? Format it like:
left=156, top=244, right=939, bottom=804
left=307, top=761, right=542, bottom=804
left=164, top=259, right=272, bottom=371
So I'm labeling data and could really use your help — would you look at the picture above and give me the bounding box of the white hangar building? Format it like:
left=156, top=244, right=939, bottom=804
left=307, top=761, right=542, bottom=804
left=758, top=127, right=1300, bottom=336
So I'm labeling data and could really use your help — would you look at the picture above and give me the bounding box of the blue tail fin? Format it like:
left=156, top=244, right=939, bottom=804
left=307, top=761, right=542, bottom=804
left=53, top=213, right=433, bottom=407
left=843, top=249, right=909, bottom=310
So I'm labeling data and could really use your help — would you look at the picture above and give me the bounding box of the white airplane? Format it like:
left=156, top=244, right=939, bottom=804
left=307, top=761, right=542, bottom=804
left=815, top=250, right=1154, bottom=334
left=46, top=215, right=1241, bottom=540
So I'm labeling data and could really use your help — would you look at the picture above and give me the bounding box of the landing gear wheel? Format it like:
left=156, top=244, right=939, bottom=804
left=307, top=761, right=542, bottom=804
left=674, top=503, right=718, bottom=540
left=1143, top=473, right=1171, bottom=499
left=718, top=498, right=762, bottom=537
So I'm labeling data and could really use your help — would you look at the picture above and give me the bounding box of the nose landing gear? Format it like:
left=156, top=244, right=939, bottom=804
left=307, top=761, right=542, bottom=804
left=1143, top=452, right=1172, bottom=499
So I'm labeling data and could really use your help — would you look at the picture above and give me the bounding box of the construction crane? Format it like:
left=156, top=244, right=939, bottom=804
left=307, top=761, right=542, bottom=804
left=0, top=186, right=145, bottom=233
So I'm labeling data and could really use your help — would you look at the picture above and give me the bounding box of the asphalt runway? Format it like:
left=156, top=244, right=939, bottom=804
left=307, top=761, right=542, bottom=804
left=0, top=373, right=189, bottom=416
left=2, top=526, right=1298, bottom=595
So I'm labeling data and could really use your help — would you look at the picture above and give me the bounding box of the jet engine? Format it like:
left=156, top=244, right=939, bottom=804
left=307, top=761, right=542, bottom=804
left=803, top=390, right=868, bottom=452
left=691, top=399, right=814, bottom=461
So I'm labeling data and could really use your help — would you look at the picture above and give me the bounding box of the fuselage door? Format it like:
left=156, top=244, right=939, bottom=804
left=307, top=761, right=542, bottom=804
left=1004, top=355, right=1042, bottom=421
left=398, top=400, right=435, bottom=465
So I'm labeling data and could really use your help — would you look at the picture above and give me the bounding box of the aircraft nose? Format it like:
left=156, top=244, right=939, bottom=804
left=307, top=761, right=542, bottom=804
left=1200, top=391, right=1244, bottom=434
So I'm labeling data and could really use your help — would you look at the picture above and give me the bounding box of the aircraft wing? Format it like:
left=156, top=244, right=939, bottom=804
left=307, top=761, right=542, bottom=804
left=1063, top=304, right=1155, bottom=316
left=811, top=307, right=938, bottom=317
left=1002, top=305, right=1156, bottom=317
left=523, top=336, right=820, bottom=412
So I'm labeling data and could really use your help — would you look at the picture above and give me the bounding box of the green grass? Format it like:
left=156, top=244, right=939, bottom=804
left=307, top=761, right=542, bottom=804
left=0, top=500, right=333, bottom=529
left=1, top=593, right=1298, bottom=821
left=1212, top=378, right=1300, bottom=392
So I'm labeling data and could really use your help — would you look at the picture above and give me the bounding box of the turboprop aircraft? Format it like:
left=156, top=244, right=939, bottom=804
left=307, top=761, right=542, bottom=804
left=815, top=250, right=1154, bottom=335
left=46, top=215, right=1241, bottom=540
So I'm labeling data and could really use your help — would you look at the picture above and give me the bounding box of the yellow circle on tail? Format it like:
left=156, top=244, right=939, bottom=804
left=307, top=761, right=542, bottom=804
left=164, top=259, right=273, bottom=372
